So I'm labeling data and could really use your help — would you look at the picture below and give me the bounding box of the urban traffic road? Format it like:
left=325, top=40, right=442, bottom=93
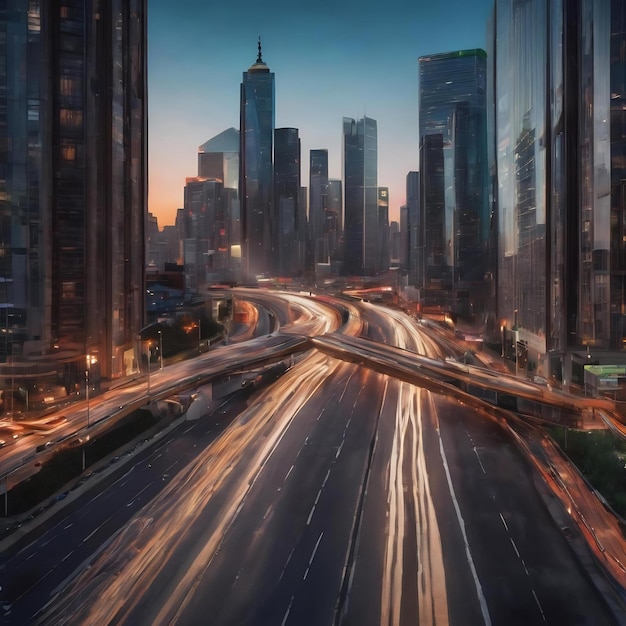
left=1, top=291, right=621, bottom=625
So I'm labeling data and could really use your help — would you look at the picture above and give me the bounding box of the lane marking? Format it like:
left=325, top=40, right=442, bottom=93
left=438, top=435, right=492, bottom=626
left=281, top=595, right=295, bottom=626
left=499, top=513, right=509, bottom=532
left=279, top=547, right=296, bottom=582
left=284, top=464, right=294, bottom=482
left=306, top=504, right=316, bottom=526
left=473, top=447, right=486, bottom=474
left=509, top=537, right=521, bottom=559
left=303, top=532, right=324, bottom=580
left=532, top=589, right=546, bottom=621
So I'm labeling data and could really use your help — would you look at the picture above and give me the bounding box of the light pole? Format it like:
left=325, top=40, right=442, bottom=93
left=198, top=318, right=202, bottom=353
left=158, top=330, right=163, bottom=369
left=500, top=325, right=505, bottom=358
left=85, top=366, right=90, bottom=428
left=147, top=340, right=152, bottom=402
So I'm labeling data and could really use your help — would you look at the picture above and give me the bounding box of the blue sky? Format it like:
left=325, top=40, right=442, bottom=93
left=148, top=0, right=493, bottom=226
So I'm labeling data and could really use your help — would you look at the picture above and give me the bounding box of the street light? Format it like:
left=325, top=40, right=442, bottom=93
left=158, top=330, right=163, bottom=369
left=146, top=340, right=152, bottom=402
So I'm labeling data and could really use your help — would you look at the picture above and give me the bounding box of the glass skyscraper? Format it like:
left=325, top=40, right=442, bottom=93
left=309, top=149, right=329, bottom=264
left=0, top=2, right=146, bottom=401
left=343, top=116, right=378, bottom=276
left=494, top=0, right=626, bottom=381
left=239, top=40, right=275, bottom=280
left=419, top=49, right=489, bottom=316
left=274, top=128, right=302, bottom=277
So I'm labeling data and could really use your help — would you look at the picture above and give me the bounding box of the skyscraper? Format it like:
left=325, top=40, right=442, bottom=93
left=343, top=116, right=378, bottom=276
left=274, top=128, right=302, bottom=276
left=493, top=0, right=626, bottom=382
left=240, top=40, right=275, bottom=280
left=198, top=128, right=240, bottom=280
left=377, top=188, right=390, bottom=274
left=405, top=171, right=420, bottom=287
left=419, top=49, right=489, bottom=316
left=327, top=179, right=343, bottom=265
left=0, top=2, right=147, bottom=397
left=309, top=150, right=329, bottom=263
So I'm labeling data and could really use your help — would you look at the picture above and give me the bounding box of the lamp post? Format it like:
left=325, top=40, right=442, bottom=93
left=147, top=340, right=152, bottom=403
left=198, top=318, right=202, bottom=353
left=158, top=330, right=163, bottom=369
left=85, top=366, right=90, bottom=429
left=500, top=325, right=505, bottom=358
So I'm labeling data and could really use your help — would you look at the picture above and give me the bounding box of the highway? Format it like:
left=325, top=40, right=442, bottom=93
left=0, top=290, right=623, bottom=625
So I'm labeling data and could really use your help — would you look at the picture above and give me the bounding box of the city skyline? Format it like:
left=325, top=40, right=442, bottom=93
left=148, top=0, right=493, bottom=227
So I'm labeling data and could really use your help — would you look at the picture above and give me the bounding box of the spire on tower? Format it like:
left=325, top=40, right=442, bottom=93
left=257, top=37, right=263, bottom=63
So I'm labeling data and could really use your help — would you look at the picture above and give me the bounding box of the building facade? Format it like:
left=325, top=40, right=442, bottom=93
left=274, top=128, right=303, bottom=277
left=343, top=116, right=378, bottom=276
left=493, top=0, right=626, bottom=381
left=309, top=149, right=329, bottom=264
left=419, top=49, right=489, bottom=316
left=198, top=128, right=240, bottom=281
left=239, top=40, right=275, bottom=280
left=0, top=1, right=147, bottom=403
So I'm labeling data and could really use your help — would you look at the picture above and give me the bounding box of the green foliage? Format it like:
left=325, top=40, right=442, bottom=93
left=548, top=428, right=626, bottom=518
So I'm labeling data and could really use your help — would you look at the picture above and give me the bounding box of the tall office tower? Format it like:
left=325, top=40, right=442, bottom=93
left=198, top=128, right=240, bottom=280
left=274, top=128, right=302, bottom=276
left=390, top=221, right=400, bottom=267
left=420, top=135, right=446, bottom=309
left=309, top=150, right=329, bottom=263
left=419, top=50, right=488, bottom=316
left=0, top=2, right=146, bottom=398
left=494, top=0, right=626, bottom=381
left=327, top=179, right=343, bottom=264
left=399, top=205, right=409, bottom=270
left=240, top=39, right=275, bottom=280
left=377, top=188, right=390, bottom=273
left=343, top=116, right=378, bottom=276
left=405, top=171, right=420, bottom=286
left=183, top=178, right=228, bottom=290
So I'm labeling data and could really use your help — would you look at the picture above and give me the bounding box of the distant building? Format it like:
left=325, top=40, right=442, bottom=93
left=183, top=178, right=230, bottom=290
left=377, top=188, right=390, bottom=273
left=405, top=172, right=420, bottom=287
left=327, top=179, right=343, bottom=266
left=240, top=40, right=275, bottom=280
left=198, top=128, right=240, bottom=280
left=390, top=220, right=401, bottom=268
left=343, top=116, right=378, bottom=276
left=274, top=128, right=303, bottom=276
left=309, top=150, right=329, bottom=263
left=0, top=2, right=147, bottom=394
left=419, top=49, right=489, bottom=316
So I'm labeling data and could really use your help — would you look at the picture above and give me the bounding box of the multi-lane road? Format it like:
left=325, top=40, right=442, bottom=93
left=0, top=289, right=623, bottom=625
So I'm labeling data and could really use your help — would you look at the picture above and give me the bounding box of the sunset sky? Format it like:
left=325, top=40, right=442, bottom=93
left=148, top=0, right=493, bottom=227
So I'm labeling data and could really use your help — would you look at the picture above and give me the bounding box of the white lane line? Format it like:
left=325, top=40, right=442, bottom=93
left=183, top=425, right=195, bottom=434
left=306, top=504, right=316, bottom=526
left=499, top=513, right=509, bottom=532
left=303, top=532, right=324, bottom=580
left=335, top=441, right=344, bottom=459
left=61, top=550, right=73, bottom=563
left=521, top=558, right=530, bottom=576
left=126, top=483, right=152, bottom=507
left=64, top=523, right=73, bottom=530
left=82, top=516, right=111, bottom=543
left=321, top=468, right=331, bottom=489
left=438, top=435, right=492, bottom=626
left=284, top=464, right=294, bottom=482
left=473, top=447, right=486, bottom=474
left=279, top=547, right=296, bottom=581
left=509, top=537, right=521, bottom=559
left=532, top=589, right=547, bottom=621
left=314, top=488, right=323, bottom=506
left=281, top=595, right=295, bottom=626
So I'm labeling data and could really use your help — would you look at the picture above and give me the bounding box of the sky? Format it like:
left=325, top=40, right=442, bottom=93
left=148, top=0, right=493, bottom=227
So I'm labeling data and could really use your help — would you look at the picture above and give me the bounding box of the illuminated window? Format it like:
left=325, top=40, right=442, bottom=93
left=60, top=143, right=76, bottom=161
